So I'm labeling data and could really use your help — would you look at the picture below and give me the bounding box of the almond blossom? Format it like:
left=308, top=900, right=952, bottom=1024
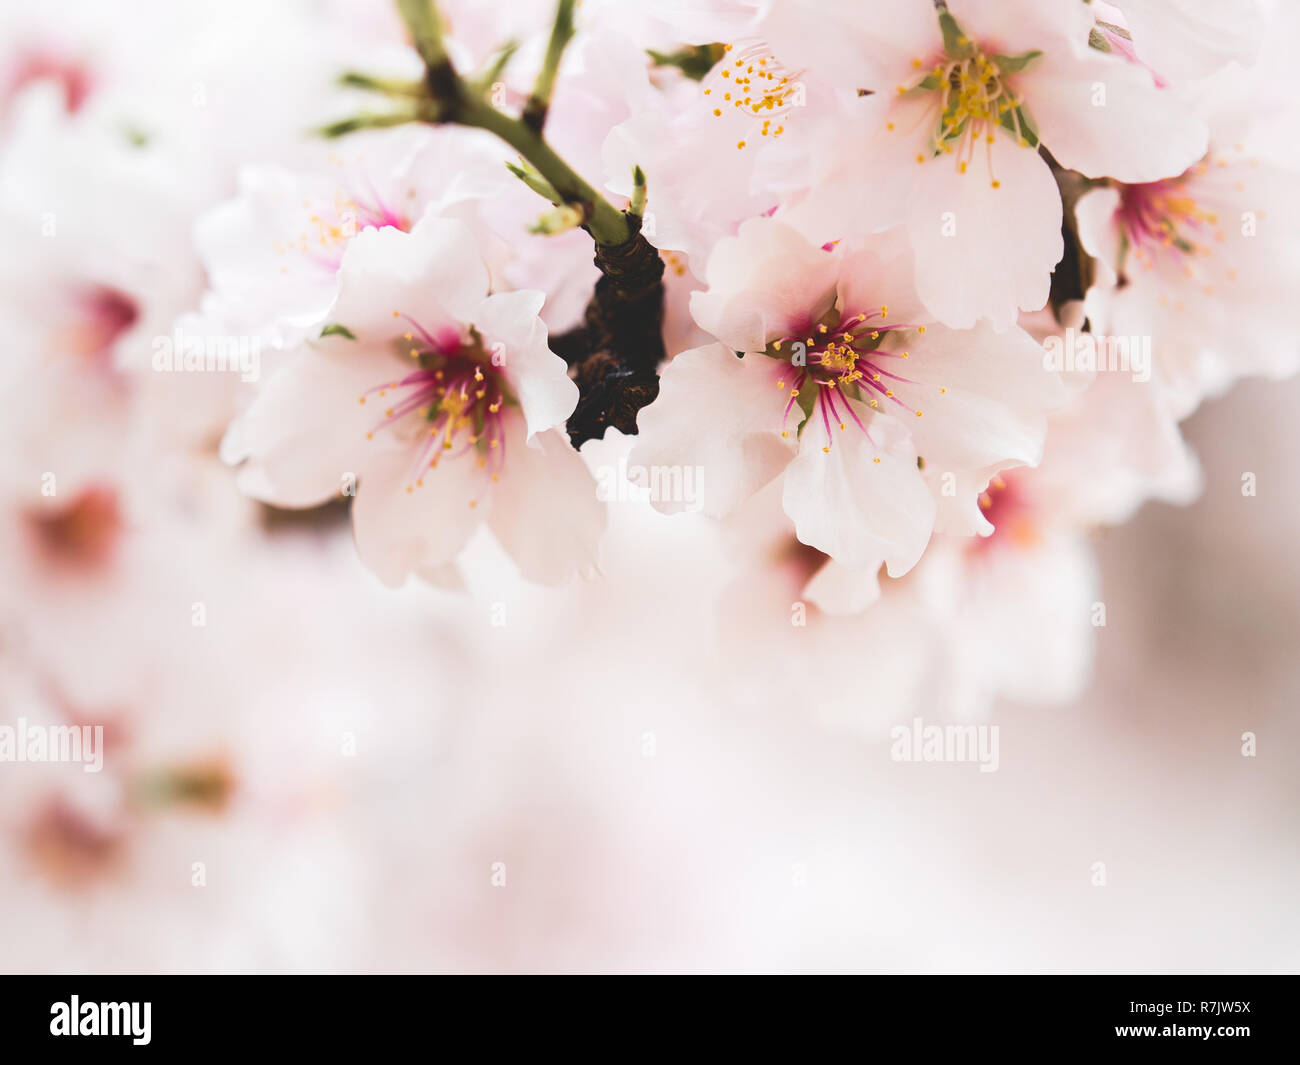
left=195, top=127, right=511, bottom=346
left=789, top=0, right=1208, bottom=330
left=1076, top=138, right=1300, bottom=416
left=631, top=217, right=1063, bottom=575
left=224, top=218, right=605, bottom=587
left=1090, top=0, right=1264, bottom=87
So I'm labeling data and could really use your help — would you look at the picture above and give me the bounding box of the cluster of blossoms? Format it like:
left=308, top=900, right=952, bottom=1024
left=0, top=0, right=1297, bottom=899
left=197, top=0, right=1293, bottom=613
left=0, top=0, right=1295, bottom=973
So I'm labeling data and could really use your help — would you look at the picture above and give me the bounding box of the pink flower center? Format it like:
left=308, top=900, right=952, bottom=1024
left=969, top=474, right=1038, bottom=554
left=1115, top=152, right=1250, bottom=300
left=57, top=286, right=139, bottom=371
left=22, top=799, right=123, bottom=889
left=359, top=314, right=511, bottom=497
left=1120, top=175, right=1214, bottom=253
left=6, top=51, right=94, bottom=114
left=26, top=485, right=122, bottom=570
left=297, top=189, right=411, bottom=274
left=767, top=306, right=933, bottom=453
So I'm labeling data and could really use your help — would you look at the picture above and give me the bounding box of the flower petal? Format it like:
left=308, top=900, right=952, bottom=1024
left=1018, top=50, right=1207, bottom=183
left=884, top=319, right=1064, bottom=473
left=802, top=556, right=884, bottom=616
left=350, top=443, right=487, bottom=588
left=489, top=420, right=605, bottom=584
left=905, top=140, right=1063, bottom=330
left=331, top=216, right=490, bottom=340
left=472, top=289, right=576, bottom=440
left=232, top=343, right=399, bottom=507
left=630, top=343, right=796, bottom=517
left=782, top=397, right=935, bottom=575
left=690, top=218, right=840, bottom=352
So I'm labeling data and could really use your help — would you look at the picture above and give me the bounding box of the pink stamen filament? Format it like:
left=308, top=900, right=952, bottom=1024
left=360, top=315, right=509, bottom=490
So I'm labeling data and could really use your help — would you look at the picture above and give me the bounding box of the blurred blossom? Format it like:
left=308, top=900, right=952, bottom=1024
left=0, top=0, right=1296, bottom=974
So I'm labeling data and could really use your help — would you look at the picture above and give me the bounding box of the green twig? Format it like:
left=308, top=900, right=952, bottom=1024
left=522, top=0, right=576, bottom=132
left=458, top=96, right=629, bottom=244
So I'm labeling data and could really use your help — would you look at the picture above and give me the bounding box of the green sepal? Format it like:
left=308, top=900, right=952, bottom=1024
left=993, top=49, right=1042, bottom=75
left=938, top=11, right=974, bottom=59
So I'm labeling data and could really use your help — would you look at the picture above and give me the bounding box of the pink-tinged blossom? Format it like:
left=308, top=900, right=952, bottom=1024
left=631, top=218, right=1063, bottom=578
left=787, top=0, right=1208, bottom=330
left=1090, top=1, right=1264, bottom=88
left=194, top=127, right=511, bottom=346
left=1076, top=143, right=1300, bottom=416
left=223, top=219, right=605, bottom=587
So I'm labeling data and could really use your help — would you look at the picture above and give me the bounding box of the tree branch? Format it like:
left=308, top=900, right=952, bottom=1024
left=456, top=97, right=629, bottom=246
left=522, top=0, right=576, bottom=133
left=326, top=0, right=669, bottom=444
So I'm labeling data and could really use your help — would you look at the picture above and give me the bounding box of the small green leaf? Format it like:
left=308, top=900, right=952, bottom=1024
left=506, top=159, right=562, bottom=205
left=321, top=323, right=357, bottom=340
left=1088, top=27, right=1113, bottom=53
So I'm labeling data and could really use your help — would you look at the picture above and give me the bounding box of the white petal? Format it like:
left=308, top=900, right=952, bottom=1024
left=489, top=421, right=605, bottom=584
left=472, top=289, right=577, bottom=439
left=782, top=397, right=935, bottom=575
left=630, top=343, right=796, bottom=517
left=350, top=443, right=487, bottom=588
left=690, top=218, right=841, bottom=352
left=1019, top=51, right=1207, bottom=183
left=331, top=217, right=489, bottom=340
left=883, top=320, right=1065, bottom=473
left=1118, top=0, right=1264, bottom=84
left=1073, top=185, right=1124, bottom=290
left=835, top=235, right=932, bottom=330
left=905, top=140, right=1063, bottom=330
left=802, top=557, right=883, bottom=616
left=233, top=343, right=399, bottom=507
